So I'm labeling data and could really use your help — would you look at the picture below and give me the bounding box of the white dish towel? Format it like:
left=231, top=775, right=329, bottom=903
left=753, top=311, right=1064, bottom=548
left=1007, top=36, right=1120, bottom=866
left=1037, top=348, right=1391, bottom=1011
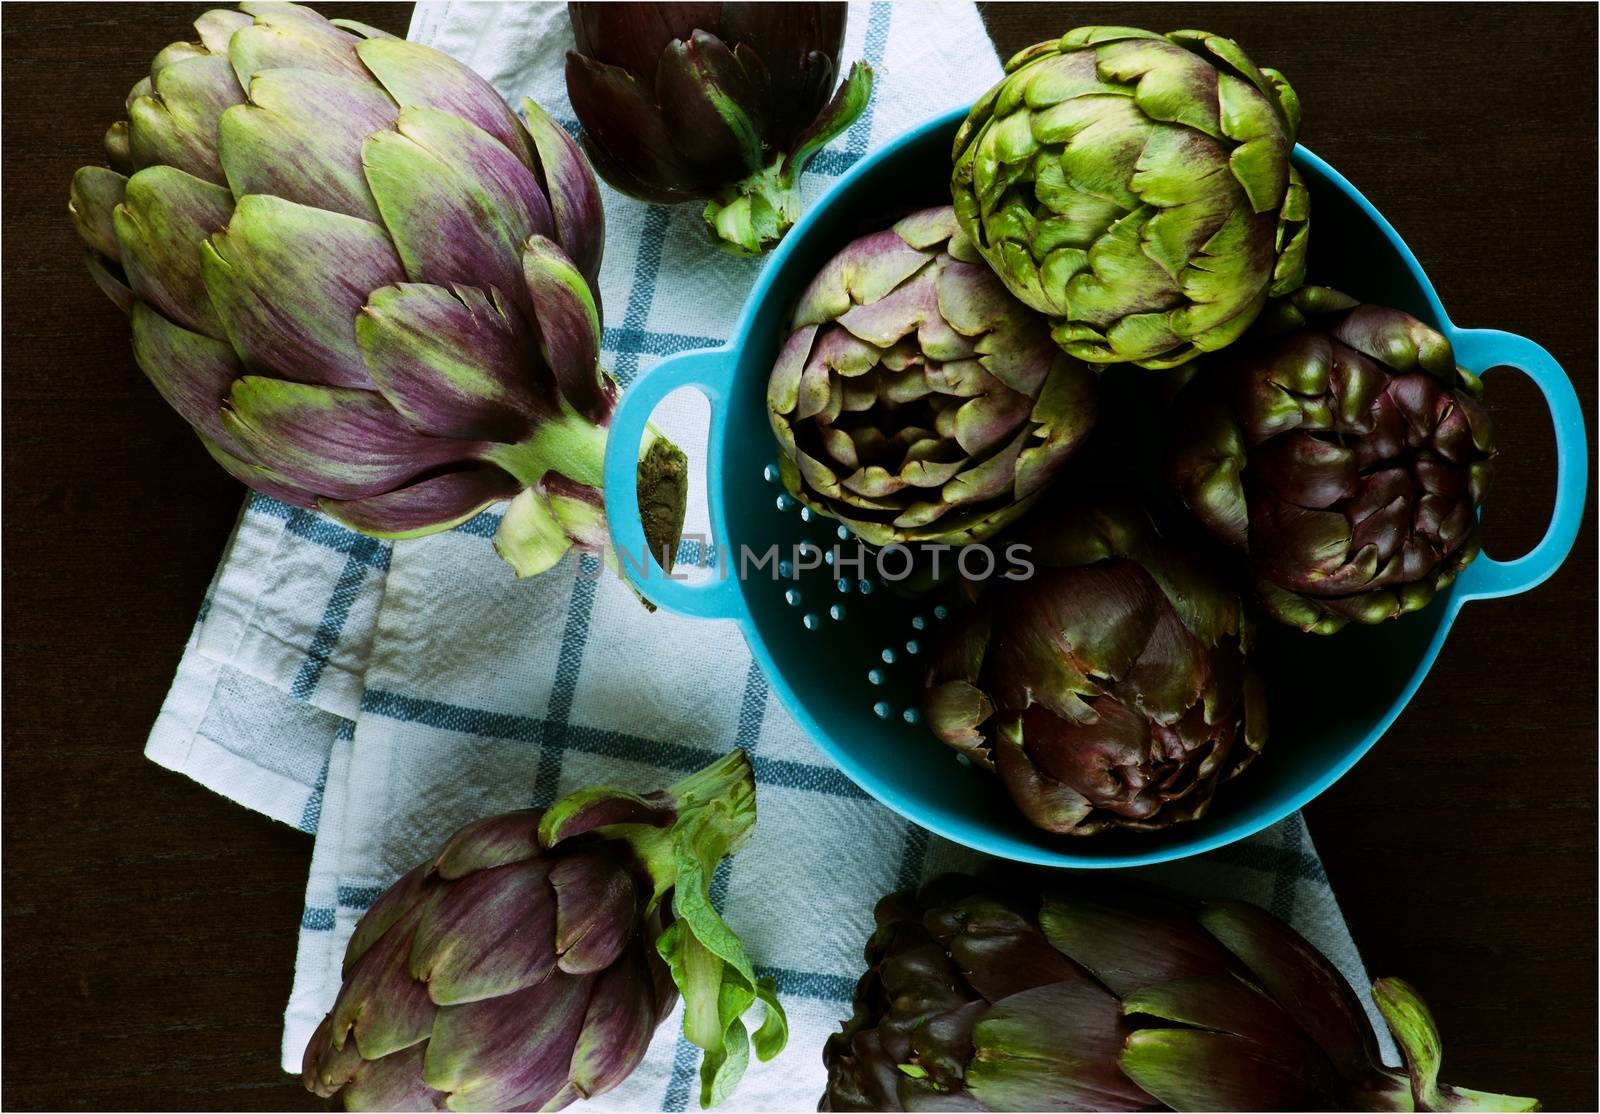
left=143, top=3, right=1389, bottom=1108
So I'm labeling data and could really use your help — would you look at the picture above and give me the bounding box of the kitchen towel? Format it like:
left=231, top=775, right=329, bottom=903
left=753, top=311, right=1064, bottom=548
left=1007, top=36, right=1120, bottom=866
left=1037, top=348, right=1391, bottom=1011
left=143, top=2, right=1392, bottom=1108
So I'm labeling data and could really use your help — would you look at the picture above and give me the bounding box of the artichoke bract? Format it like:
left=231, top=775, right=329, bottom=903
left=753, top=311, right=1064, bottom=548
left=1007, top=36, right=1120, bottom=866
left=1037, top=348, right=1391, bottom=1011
left=302, top=749, right=786, bottom=1110
left=951, top=26, right=1309, bottom=369
left=822, top=874, right=1538, bottom=1112
left=565, top=2, right=873, bottom=255
left=767, top=206, right=1097, bottom=548
left=923, top=500, right=1264, bottom=835
left=1169, top=287, right=1495, bottom=634
left=68, top=2, right=687, bottom=579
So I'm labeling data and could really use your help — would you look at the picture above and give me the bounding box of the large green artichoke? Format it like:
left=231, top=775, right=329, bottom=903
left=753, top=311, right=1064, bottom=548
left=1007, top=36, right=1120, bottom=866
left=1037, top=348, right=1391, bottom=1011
left=1168, top=287, right=1495, bottom=634
left=923, top=500, right=1264, bottom=835
left=302, top=750, right=786, bottom=1110
left=766, top=205, right=1098, bottom=547
left=68, top=1, right=686, bottom=578
left=823, top=874, right=1538, bottom=1112
left=951, top=27, right=1309, bottom=369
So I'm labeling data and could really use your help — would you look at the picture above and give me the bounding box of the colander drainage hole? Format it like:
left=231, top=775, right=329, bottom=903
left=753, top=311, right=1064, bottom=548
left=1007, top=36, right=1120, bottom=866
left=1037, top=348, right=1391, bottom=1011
left=802, top=612, right=821, bottom=630
left=763, top=462, right=781, bottom=483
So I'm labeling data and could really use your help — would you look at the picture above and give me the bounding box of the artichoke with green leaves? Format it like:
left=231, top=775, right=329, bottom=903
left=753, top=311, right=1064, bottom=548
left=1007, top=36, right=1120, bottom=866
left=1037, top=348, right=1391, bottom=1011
left=823, top=874, right=1538, bottom=1112
left=951, top=26, right=1309, bottom=369
left=923, top=499, right=1264, bottom=835
left=302, top=749, right=786, bottom=1110
left=767, top=206, right=1098, bottom=548
left=1169, top=287, right=1495, bottom=634
left=68, top=1, right=687, bottom=579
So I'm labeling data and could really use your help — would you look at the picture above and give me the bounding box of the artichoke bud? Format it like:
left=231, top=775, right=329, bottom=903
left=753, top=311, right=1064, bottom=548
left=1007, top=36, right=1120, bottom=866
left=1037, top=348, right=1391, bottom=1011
left=1168, top=287, right=1496, bottom=633
left=70, top=1, right=688, bottom=584
left=565, top=2, right=874, bottom=255
left=951, top=26, right=1309, bottom=369
left=921, top=498, right=1265, bottom=836
left=766, top=205, right=1099, bottom=548
left=823, top=875, right=1539, bottom=1113
left=303, top=749, right=786, bottom=1110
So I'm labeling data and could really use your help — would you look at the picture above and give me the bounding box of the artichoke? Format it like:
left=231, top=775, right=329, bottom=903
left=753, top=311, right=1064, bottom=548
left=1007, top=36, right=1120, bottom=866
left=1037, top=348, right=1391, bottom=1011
left=68, top=1, right=687, bottom=579
left=951, top=26, right=1309, bottom=369
left=822, top=874, right=1538, bottom=1112
left=766, top=206, right=1098, bottom=548
left=565, top=2, right=873, bottom=255
left=302, top=749, right=786, bottom=1110
left=1168, top=287, right=1495, bottom=634
left=922, top=500, right=1264, bottom=835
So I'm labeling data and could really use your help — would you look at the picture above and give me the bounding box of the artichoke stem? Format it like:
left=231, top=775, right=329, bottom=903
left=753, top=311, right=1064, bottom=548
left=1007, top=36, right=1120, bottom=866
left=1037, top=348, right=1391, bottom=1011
left=703, top=161, right=799, bottom=257
left=636, top=427, right=688, bottom=575
left=1372, top=978, right=1541, bottom=1112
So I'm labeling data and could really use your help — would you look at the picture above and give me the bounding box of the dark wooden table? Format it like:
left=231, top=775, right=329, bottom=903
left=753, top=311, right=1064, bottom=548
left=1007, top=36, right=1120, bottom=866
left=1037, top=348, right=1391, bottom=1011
left=4, top=3, right=1593, bottom=1109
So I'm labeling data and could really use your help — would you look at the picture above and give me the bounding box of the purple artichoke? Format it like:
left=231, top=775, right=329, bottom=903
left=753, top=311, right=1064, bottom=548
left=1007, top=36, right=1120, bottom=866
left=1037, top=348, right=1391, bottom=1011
left=565, top=2, right=873, bottom=254
left=69, top=2, right=687, bottom=579
left=823, top=874, right=1538, bottom=1112
left=923, top=500, right=1265, bottom=835
left=766, top=206, right=1098, bottom=547
left=1168, top=287, right=1496, bottom=634
left=302, top=749, right=786, bottom=1110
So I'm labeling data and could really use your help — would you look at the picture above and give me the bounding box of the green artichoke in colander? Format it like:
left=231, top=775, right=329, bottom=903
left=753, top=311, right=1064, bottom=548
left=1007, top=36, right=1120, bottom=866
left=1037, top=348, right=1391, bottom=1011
left=822, top=874, right=1538, bottom=1112
left=67, top=1, right=688, bottom=579
left=766, top=205, right=1098, bottom=548
left=951, top=26, right=1309, bottom=369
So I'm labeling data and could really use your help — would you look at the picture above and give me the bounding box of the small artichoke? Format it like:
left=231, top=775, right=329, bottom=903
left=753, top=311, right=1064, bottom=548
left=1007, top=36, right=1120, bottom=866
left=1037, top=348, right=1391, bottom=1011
left=69, top=1, right=687, bottom=579
left=923, top=499, right=1264, bottom=835
left=566, top=2, right=873, bottom=255
left=302, top=749, right=786, bottom=1110
left=822, top=874, right=1538, bottom=1112
left=1169, top=287, right=1495, bottom=634
left=951, top=26, right=1309, bottom=369
left=767, top=206, right=1098, bottom=548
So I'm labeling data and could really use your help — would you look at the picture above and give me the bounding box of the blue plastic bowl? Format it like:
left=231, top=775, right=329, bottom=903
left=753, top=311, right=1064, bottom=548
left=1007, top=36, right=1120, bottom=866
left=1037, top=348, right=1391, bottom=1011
left=604, top=106, right=1588, bottom=868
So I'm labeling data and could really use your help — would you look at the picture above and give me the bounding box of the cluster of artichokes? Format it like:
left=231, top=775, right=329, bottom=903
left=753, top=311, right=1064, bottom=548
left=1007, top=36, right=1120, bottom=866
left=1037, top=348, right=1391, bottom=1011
left=766, top=24, right=1496, bottom=838
left=68, top=5, right=1521, bottom=1110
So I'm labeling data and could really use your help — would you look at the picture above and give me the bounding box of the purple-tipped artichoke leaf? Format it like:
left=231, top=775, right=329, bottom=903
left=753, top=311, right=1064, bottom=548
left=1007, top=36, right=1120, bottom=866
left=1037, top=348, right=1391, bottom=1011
left=423, top=970, right=593, bottom=1111
left=521, top=235, right=607, bottom=420
left=1371, top=978, right=1540, bottom=1113
left=564, top=945, right=660, bottom=1100
left=782, top=60, right=872, bottom=182
left=564, top=51, right=697, bottom=200
left=363, top=106, right=552, bottom=304
left=656, top=31, right=764, bottom=183
left=227, top=8, right=366, bottom=87
left=128, top=54, right=243, bottom=183
left=129, top=301, right=243, bottom=446
left=115, top=165, right=235, bottom=338
left=220, top=376, right=473, bottom=499
left=195, top=8, right=253, bottom=53
left=340, top=1043, right=441, bottom=1110
left=520, top=97, right=604, bottom=296
left=357, top=37, right=539, bottom=170
left=431, top=809, right=541, bottom=880
left=68, top=166, right=128, bottom=260
left=409, top=860, right=559, bottom=1006
left=550, top=850, right=637, bottom=974
left=1119, top=1028, right=1332, bottom=1110
left=330, top=901, right=438, bottom=1060
left=217, top=69, right=397, bottom=222
left=320, top=467, right=518, bottom=539
left=1038, top=894, right=1236, bottom=997
left=202, top=194, right=403, bottom=387
left=357, top=282, right=540, bottom=440
left=966, top=982, right=1153, bottom=1111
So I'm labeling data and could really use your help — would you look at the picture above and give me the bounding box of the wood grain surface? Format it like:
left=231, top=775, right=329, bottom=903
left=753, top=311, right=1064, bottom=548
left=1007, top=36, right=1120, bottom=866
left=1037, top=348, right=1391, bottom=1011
left=4, top=3, right=1594, bottom=1109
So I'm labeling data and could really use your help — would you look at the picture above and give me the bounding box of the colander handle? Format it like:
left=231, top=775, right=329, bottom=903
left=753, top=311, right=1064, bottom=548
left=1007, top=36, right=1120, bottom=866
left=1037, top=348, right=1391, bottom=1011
left=603, top=345, right=744, bottom=620
left=1449, top=328, right=1588, bottom=602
